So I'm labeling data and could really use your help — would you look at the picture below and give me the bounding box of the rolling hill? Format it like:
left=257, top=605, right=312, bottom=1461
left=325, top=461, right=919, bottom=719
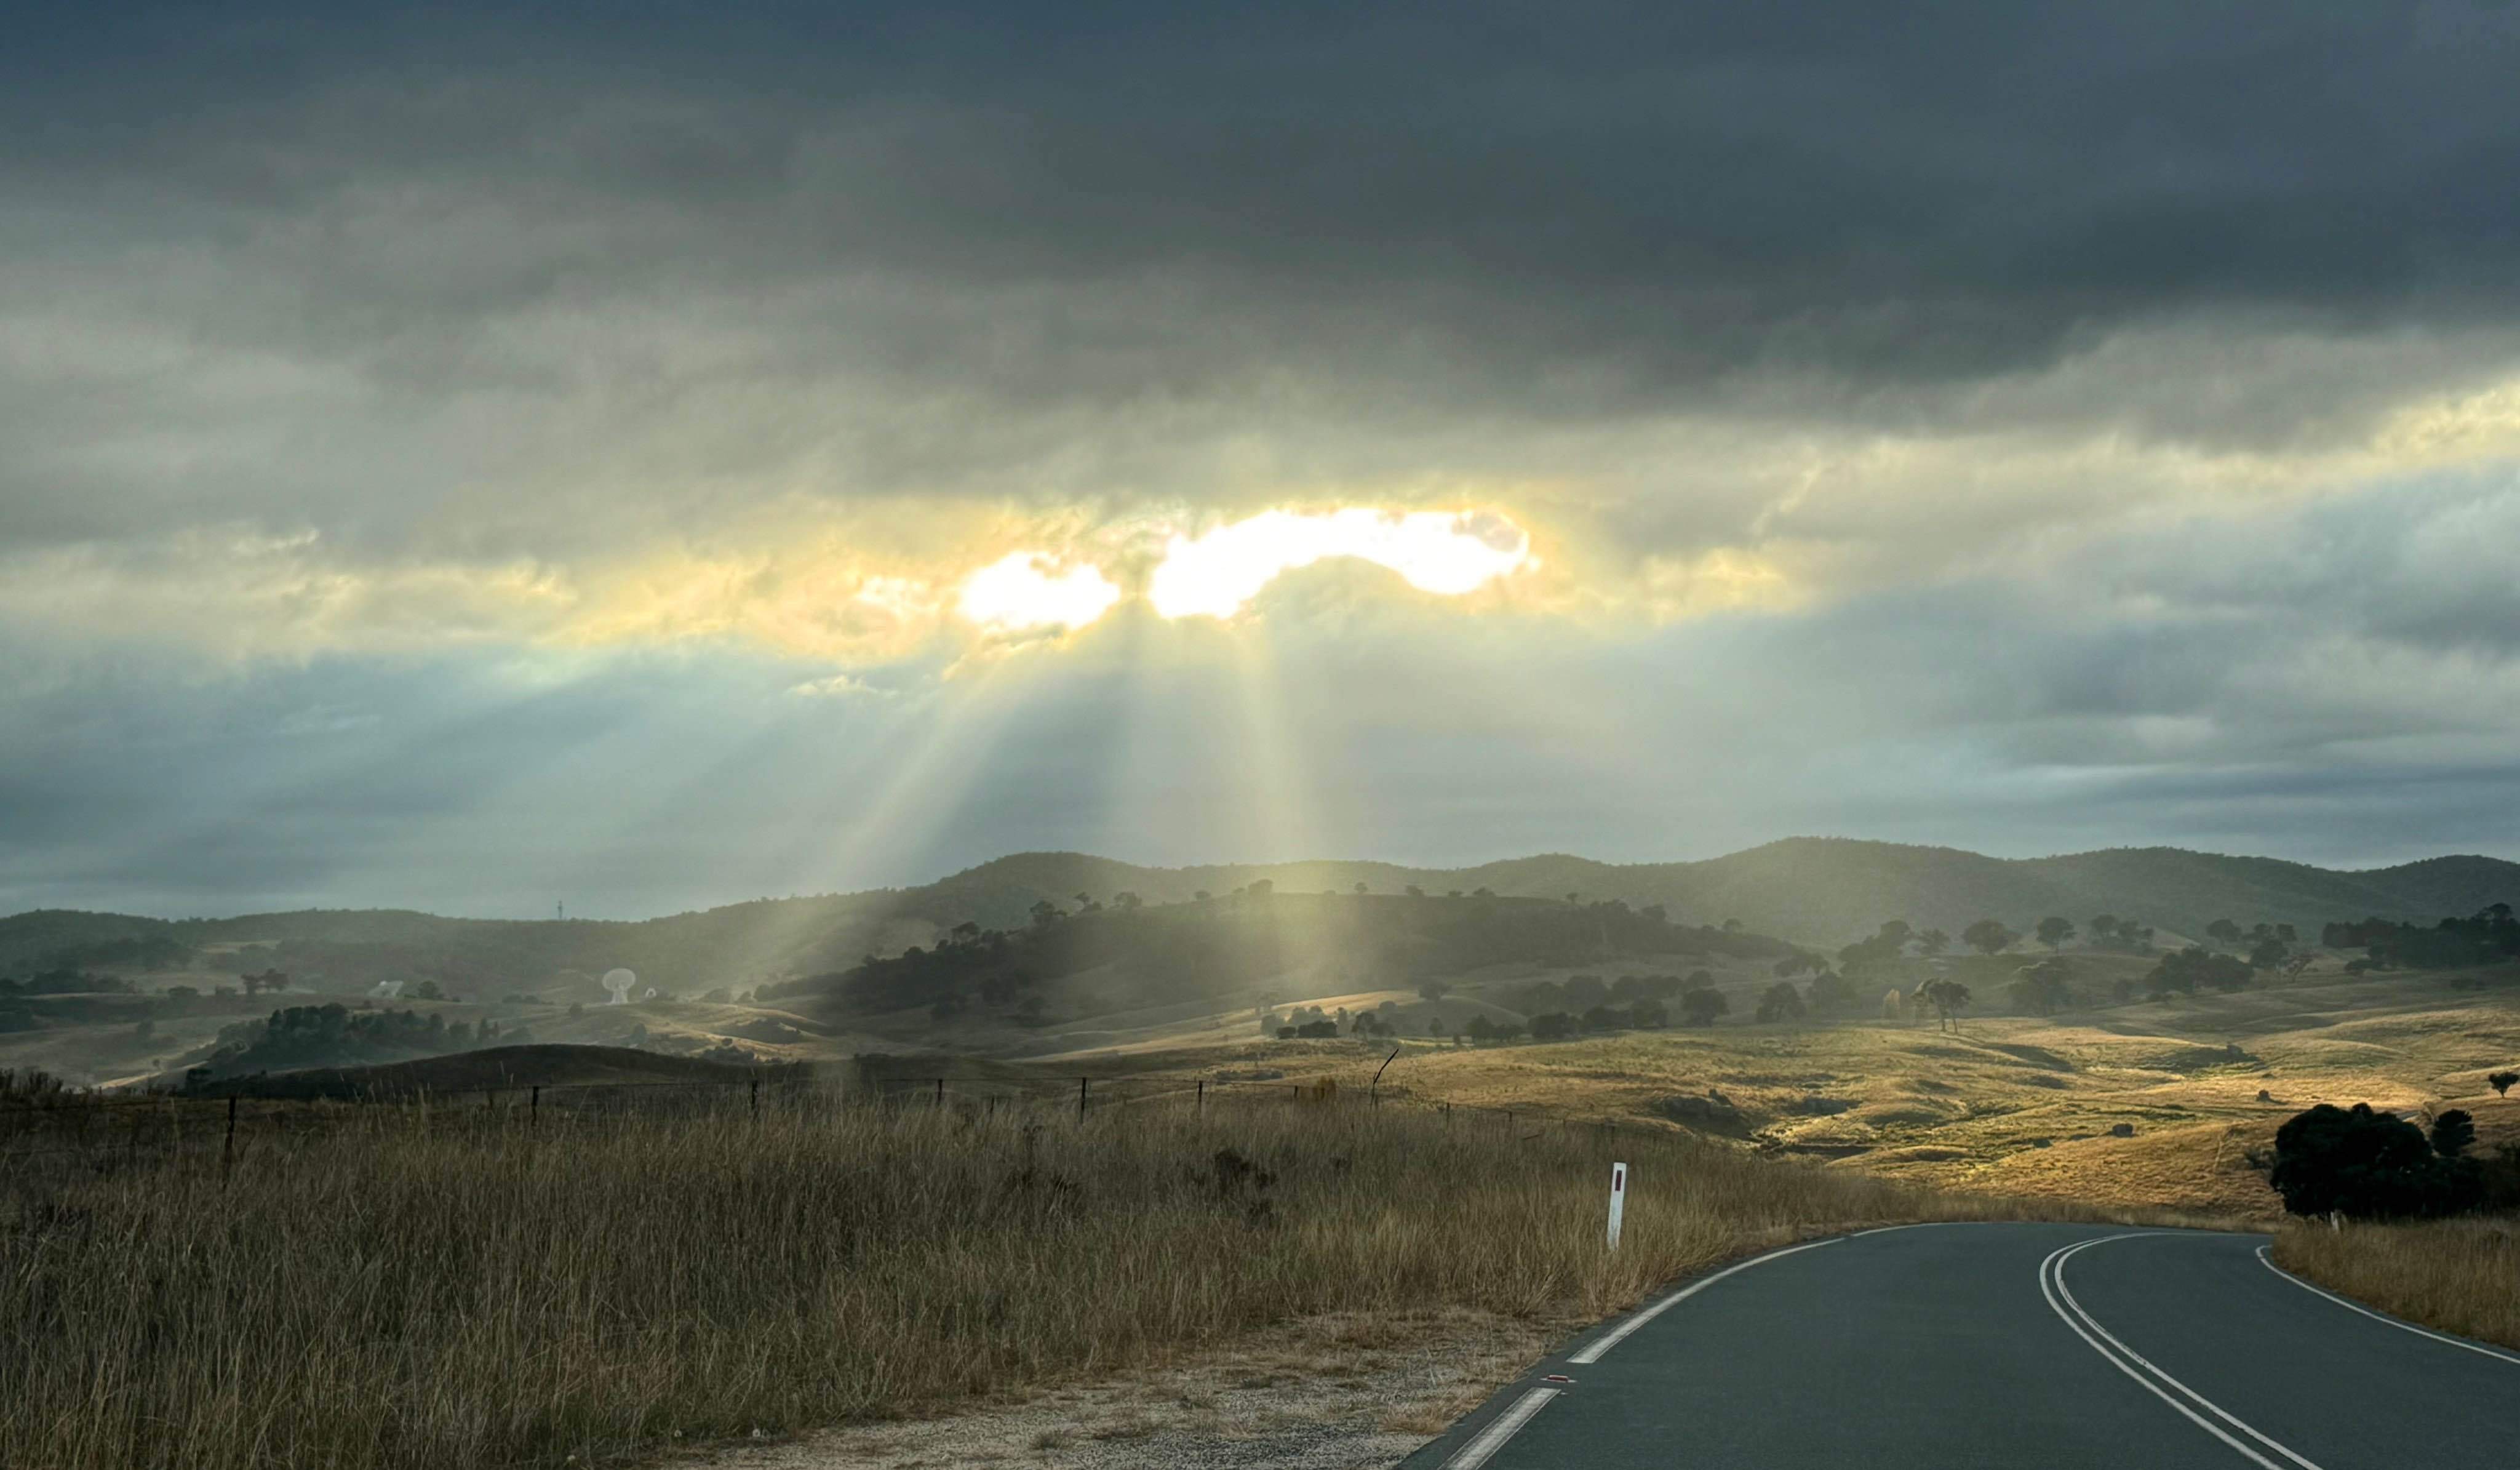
left=5, top=841, right=2513, bottom=1002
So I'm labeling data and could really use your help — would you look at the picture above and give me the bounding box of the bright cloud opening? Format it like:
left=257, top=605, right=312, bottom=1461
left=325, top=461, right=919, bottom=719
left=957, top=552, right=1123, bottom=631
left=1146, top=509, right=1533, bottom=619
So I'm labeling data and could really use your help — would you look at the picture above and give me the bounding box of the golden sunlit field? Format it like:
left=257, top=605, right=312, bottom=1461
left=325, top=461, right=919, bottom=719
left=2, top=1079, right=2180, bottom=1470
left=1080, top=957, right=2520, bottom=1220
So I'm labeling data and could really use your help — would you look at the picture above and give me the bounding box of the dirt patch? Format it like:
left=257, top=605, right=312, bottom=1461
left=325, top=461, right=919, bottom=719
left=686, top=1308, right=1557, bottom=1470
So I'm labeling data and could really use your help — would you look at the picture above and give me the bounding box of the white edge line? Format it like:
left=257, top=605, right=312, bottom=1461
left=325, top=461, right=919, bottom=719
left=2038, top=1237, right=2319, bottom=1470
left=2254, top=1244, right=2520, bottom=1368
left=1566, top=1237, right=1841, bottom=1365
left=2047, top=1237, right=2324, bottom=1470
left=1441, top=1386, right=1558, bottom=1470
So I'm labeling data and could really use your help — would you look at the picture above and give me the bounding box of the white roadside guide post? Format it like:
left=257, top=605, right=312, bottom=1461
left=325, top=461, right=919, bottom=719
left=1607, top=1162, right=1628, bottom=1249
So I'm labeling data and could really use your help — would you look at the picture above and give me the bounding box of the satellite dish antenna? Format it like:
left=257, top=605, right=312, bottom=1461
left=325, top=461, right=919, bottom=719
left=602, top=969, right=636, bottom=1005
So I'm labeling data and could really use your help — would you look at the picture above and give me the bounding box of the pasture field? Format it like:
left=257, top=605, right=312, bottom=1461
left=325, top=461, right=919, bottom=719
left=2, top=1076, right=2188, bottom=1470
left=1104, top=959, right=2520, bottom=1218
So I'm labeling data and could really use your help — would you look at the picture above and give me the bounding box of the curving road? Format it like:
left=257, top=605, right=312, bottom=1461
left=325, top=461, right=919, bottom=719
left=1403, top=1223, right=2520, bottom=1469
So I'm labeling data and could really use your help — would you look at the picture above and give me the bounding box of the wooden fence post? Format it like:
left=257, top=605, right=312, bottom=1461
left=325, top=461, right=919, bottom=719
left=1197, top=1078, right=1205, bottom=1115
left=223, top=1095, right=237, bottom=1174
left=935, top=1077, right=946, bottom=1108
left=1077, top=1076, right=1089, bottom=1122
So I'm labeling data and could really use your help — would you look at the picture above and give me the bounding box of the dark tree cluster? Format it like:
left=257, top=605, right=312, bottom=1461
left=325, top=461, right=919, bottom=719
left=2084, top=914, right=2158, bottom=954
left=1754, top=981, right=1806, bottom=1023
left=28, top=934, right=194, bottom=973
left=2006, top=960, right=2074, bottom=1016
left=774, top=892, right=1798, bottom=1027
left=1509, top=972, right=1689, bottom=1016
left=203, top=1004, right=502, bottom=1075
left=1462, top=1014, right=1527, bottom=1043
left=2323, top=905, right=2519, bottom=971
left=2269, top=1103, right=2483, bottom=1220
left=1836, top=921, right=1913, bottom=973
left=1526, top=998, right=1676, bottom=1040
left=2142, top=946, right=2255, bottom=999
left=0, top=968, right=137, bottom=998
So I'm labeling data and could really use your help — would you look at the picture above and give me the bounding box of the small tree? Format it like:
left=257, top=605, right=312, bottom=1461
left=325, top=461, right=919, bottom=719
left=1915, top=978, right=1971, bottom=1032
left=1910, top=928, right=1950, bottom=957
left=1418, top=980, right=1452, bottom=1002
left=1529, top=1012, right=1577, bottom=1041
left=2205, top=918, right=2243, bottom=947
left=2431, top=1109, right=2477, bottom=1159
left=2489, top=1069, right=2518, bottom=1098
left=2035, top=916, right=2077, bottom=950
left=1755, top=981, right=1806, bottom=1023
left=1680, top=988, right=1729, bottom=1028
left=1961, top=919, right=2017, bottom=956
left=2008, top=960, right=2073, bottom=1017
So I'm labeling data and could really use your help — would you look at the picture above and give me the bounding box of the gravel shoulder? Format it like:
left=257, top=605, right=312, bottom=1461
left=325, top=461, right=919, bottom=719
left=685, top=1308, right=1560, bottom=1470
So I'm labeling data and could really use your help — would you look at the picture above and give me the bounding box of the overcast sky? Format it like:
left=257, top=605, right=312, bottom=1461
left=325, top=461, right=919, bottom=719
left=6, top=2, right=2519, bottom=917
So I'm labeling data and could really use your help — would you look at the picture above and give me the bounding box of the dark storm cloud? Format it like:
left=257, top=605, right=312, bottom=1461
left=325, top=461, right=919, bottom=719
left=10, top=2, right=2520, bottom=409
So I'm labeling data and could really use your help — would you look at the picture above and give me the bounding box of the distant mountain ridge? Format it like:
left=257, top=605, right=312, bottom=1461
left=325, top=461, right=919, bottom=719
left=921, top=841, right=2519, bottom=948
left=6, top=840, right=2514, bottom=992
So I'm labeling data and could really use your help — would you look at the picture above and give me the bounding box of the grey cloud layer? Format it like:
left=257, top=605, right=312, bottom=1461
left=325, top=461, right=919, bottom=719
left=6, top=473, right=2513, bottom=915
left=6, top=2, right=2520, bottom=907
left=10, top=2, right=2520, bottom=556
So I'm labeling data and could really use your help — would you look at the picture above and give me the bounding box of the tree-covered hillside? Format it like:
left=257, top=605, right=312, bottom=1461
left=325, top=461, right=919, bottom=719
left=7, top=842, right=2512, bottom=1001
left=759, top=888, right=1794, bottom=1023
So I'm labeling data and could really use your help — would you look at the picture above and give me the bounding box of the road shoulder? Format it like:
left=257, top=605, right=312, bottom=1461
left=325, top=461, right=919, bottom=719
left=685, top=1308, right=1562, bottom=1470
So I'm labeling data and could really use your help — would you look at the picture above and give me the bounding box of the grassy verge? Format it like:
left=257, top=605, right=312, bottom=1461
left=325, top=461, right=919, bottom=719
left=2269, top=1217, right=2520, bottom=1350
left=6, top=1093, right=2176, bottom=1470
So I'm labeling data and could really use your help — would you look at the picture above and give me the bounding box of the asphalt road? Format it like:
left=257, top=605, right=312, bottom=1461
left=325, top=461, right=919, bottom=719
left=1402, top=1222, right=2520, bottom=1469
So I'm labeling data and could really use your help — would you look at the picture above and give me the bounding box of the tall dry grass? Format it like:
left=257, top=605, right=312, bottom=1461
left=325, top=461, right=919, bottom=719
left=6, top=1092, right=2085, bottom=1469
left=2270, top=1217, right=2520, bottom=1350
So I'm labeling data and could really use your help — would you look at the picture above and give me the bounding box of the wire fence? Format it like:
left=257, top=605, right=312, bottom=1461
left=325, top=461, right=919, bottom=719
left=1, top=1060, right=1672, bottom=1191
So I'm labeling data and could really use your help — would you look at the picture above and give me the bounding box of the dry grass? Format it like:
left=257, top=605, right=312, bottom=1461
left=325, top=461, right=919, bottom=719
left=1110, top=969, right=2520, bottom=1216
left=2270, top=1218, right=2520, bottom=1351
left=0, top=1090, right=2136, bottom=1470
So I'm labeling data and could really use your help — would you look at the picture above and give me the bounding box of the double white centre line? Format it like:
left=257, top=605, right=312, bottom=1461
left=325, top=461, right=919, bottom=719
left=2039, top=1234, right=2324, bottom=1470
